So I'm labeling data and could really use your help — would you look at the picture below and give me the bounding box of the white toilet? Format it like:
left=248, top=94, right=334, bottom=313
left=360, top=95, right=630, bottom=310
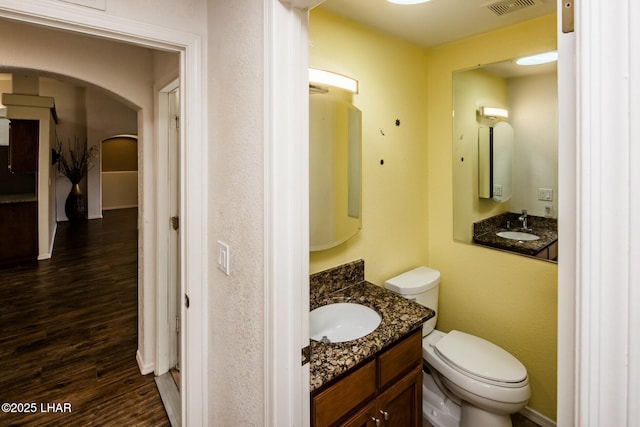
left=385, top=267, right=531, bottom=427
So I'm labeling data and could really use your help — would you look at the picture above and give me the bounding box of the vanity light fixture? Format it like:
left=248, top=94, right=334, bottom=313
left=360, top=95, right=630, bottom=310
left=387, top=0, right=432, bottom=4
left=516, top=50, right=558, bottom=66
left=309, top=68, right=359, bottom=94
left=478, top=106, right=509, bottom=121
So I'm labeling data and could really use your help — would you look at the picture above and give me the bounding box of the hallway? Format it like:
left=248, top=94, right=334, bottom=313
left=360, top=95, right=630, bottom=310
left=0, top=209, right=170, bottom=426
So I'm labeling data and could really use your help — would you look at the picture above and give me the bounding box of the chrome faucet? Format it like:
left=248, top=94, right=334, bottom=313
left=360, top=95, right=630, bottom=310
left=518, top=210, right=531, bottom=232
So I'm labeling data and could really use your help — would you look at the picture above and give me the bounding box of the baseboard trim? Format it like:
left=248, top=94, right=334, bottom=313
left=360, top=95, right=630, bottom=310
left=155, top=373, right=181, bottom=427
left=520, top=406, right=556, bottom=427
left=136, top=349, right=154, bottom=375
left=37, top=222, right=58, bottom=261
left=103, top=204, right=138, bottom=211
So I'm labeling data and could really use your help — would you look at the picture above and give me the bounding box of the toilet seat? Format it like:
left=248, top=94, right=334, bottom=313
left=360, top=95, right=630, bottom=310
left=423, top=330, right=530, bottom=406
left=434, top=330, right=527, bottom=388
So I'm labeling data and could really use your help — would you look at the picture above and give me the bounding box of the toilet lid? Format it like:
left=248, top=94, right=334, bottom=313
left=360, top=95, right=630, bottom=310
left=434, top=330, right=527, bottom=384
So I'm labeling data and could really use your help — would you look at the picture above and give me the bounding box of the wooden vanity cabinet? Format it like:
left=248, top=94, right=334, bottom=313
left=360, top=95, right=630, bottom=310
left=535, top=240, right=558, bottom=261
left=311, top=329, right=423, bottom=427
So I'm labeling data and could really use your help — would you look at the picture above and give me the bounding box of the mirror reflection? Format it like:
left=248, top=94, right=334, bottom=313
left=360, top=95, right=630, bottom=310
left=453, top=54, right=558, bottom=261
left=309, top=88, right=362, bottom=251
left=478, top=122, right=514, bottom=202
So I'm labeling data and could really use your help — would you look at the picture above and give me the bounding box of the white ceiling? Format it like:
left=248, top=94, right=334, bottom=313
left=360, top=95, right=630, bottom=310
left=319, top=0, right=557, bottom=49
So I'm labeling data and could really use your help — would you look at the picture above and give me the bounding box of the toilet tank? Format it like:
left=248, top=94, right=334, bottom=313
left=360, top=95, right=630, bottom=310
left=384, top=266, right=440, bottom=335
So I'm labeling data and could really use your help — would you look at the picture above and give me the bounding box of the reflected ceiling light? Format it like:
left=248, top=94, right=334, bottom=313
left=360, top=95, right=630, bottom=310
left=516, top=50, right=558, bottom=66
left=478, top=106, right=509, bottom=121
left=387, top=0, right=431, bottom=4
left=309, top=68, right=358, bottom=93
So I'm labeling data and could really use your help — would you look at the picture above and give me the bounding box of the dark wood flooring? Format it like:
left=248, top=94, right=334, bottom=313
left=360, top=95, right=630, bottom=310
left=0, top=209, right=170, bottom=426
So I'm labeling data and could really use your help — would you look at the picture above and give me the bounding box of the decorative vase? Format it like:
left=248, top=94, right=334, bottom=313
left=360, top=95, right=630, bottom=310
left=65, top=183, right=86, bottom=222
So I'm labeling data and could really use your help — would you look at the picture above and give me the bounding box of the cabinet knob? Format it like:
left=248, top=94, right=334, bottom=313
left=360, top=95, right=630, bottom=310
left=370, top=416, right=381, bottom=427
left=379, top=410, right=389, bottom=420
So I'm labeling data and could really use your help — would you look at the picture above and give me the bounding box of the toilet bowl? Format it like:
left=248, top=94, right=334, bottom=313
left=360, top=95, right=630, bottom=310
left=385, top=267, right=531, bottom=427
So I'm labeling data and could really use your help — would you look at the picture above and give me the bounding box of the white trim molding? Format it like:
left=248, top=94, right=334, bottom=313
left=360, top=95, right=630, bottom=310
left=520, top=406, right=556, bottom=427
left=570, top=0, right=640, bottom=426
left=57, top=0, right=105, bottom=10
left=136, top=349, right=154, bottom=375
left=265, top=1, right=312, bottom=426
left=556, top=0, right=576, bottom=425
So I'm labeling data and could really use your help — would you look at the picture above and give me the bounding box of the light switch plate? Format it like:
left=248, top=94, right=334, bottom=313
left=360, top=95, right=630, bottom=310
left=538, top=188, right=553, bottom=201
left=217, top=240, right=230, bottom=275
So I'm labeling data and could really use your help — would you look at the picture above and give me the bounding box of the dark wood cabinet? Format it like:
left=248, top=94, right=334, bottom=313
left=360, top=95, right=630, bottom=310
left=0, top=201, right=38, bottom=265
left=375, top=366, right=422, bottom=427
left=311, top=329, right=423, bottom=427
left=8, top=119, right=39, bottom=174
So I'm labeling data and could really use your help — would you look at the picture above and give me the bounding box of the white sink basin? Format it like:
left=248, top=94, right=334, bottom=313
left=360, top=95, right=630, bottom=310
left=310, top=303, right=381, bottom=343
left=497, top=231, right=540, bottom=241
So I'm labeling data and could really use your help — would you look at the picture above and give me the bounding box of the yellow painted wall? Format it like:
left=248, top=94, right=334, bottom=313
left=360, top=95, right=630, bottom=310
left=309, top=8, right=429, bottom=286
left=310, top=9, right=558, bottom=420
left=426, top=15, right=558, bottom=419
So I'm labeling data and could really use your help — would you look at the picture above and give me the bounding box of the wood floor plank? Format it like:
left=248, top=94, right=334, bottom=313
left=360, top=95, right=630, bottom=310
left=0, top=209, right=169, bottom=426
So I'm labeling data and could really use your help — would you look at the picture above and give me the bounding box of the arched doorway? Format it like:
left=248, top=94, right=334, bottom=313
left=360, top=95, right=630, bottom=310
left=101, top=134, right=138, bottom=211
left=0, top=7, right=207, bottom=423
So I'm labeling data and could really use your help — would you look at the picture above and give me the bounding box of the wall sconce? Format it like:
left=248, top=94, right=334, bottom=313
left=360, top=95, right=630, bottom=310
left=309, top=68, right=359, bottom=94
left=478, top=106, right=509, bottom=123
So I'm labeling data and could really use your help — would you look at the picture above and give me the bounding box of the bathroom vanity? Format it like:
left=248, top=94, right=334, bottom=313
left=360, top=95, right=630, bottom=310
left=472, top=212, right=558, bottom=261
left=310, top=260, right=433, bottom=427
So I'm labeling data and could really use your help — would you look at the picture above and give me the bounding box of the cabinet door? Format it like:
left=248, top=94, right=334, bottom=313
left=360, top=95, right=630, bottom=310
left=341, top=400, right=378, bottom=427
left=9, top=119, right=39, bottom=174
left=0, top=202, right=38, bottom=265
left=312, top=360, right=377, bottom=427
left=376, top=366, right=422, bottom=427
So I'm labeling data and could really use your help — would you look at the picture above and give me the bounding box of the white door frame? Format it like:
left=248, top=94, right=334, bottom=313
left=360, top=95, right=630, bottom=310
left=0, top=2, right=208, bottom=426
left=556, top=1, right=576, bottom=424
left=561, top=1, right=640, bottom=426
left=264, top=1, right=324, bottom=425
left=155, top=79, right=181, bottom=377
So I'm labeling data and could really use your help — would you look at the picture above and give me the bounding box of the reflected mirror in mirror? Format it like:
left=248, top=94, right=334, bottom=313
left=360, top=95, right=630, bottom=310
left=309, top=89, right=362, bottom=251
left=478, top=122, right=514, bottom=202
left=452, top=53, right=558, bottom=262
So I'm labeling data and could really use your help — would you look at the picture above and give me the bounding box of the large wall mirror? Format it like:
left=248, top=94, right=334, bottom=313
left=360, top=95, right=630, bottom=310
left=452, top=52, right=559, bottom=262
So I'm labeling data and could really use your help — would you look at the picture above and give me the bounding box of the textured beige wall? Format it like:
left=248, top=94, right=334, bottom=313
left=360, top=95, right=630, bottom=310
left=207, top=0, right=265, bottom=424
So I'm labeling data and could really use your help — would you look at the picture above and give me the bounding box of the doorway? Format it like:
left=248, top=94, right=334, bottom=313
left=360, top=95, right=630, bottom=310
left=101, top=135, right=139, bottom=211
left=168, top=86, right=181, bottom=387
left=0, top=6, right=208, bottom=425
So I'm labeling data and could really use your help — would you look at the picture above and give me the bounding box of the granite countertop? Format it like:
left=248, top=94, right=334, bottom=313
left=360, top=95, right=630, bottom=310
left=0, top=193, right=37, bottom=204
left=310, top=280, right=433, bottom=392
left=473, top=227, right=557, bottom=256
left=472, top=212, right=558, bottom=257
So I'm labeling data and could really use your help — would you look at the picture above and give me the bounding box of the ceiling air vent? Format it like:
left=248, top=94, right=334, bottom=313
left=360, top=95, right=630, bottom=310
left=484, top=0, right=539, bottom=16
